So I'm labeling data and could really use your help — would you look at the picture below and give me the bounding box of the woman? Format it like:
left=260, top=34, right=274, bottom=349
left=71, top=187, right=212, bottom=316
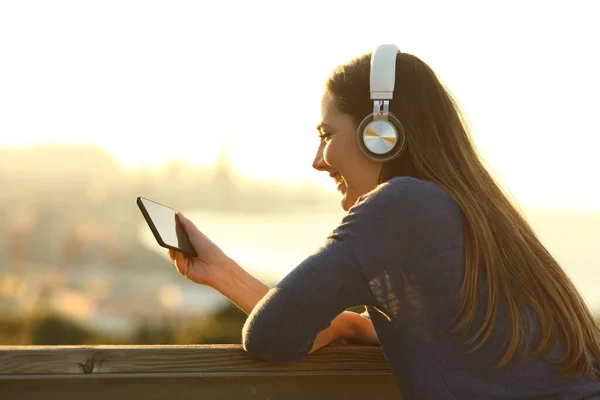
left=169, top=44, right=600, bottom=398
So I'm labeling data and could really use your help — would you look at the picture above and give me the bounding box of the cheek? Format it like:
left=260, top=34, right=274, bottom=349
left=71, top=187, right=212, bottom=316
left=324, top=136, right=365, bottom=176
left=323, top=131, right=356, bottom=167
left=322, top=142, right=339, bottom=168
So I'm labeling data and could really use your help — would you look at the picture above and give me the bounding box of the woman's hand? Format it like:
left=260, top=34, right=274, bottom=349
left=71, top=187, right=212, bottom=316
left=168, top=212, right=231, bottom=287
left=333, top=311, right=379, bottom=346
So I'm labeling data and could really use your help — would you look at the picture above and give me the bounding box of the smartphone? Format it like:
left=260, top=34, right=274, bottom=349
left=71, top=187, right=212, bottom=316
left=136, top=197, right=197, bottom=257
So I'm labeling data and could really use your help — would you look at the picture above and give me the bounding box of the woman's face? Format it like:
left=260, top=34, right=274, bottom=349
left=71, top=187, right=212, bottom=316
left=313, top=94, right=383, bottom=211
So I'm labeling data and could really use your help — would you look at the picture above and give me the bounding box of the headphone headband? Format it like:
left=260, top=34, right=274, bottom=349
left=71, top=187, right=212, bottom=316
left=357, top=44, right=406, bottom=162
left=370, top=44, right=400, bottom=100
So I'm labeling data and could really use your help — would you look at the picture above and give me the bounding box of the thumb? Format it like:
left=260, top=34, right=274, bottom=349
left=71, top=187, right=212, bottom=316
left=176, top=211, right=194, bottom=233
left=176, top=211, right=204, bottom=247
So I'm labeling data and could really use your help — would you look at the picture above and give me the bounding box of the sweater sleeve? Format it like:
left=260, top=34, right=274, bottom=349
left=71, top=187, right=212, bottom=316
left=242, top=232, right=375, bottom=363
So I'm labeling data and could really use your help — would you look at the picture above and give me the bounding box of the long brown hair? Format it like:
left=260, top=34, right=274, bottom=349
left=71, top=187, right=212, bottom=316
left=326, top=51, right=600, bottom=379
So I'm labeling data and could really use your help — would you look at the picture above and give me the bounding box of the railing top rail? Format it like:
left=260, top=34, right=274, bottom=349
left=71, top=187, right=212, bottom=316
left=0, top=344, right=390, bottom=377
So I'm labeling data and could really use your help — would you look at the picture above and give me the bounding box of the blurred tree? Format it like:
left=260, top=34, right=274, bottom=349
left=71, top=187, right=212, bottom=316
left=30, top=314, right=91, bottom=345
left=178, top=302, right=246, bottom=344
left=133, top=318, right=176, bottom=344
left=0, top=317, right=27, bottom=345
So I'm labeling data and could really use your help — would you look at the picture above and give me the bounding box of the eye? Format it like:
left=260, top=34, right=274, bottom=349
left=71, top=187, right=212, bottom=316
left=318, top=132, right=333, bottom=142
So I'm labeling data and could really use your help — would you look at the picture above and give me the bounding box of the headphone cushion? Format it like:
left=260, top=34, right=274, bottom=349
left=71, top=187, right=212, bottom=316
left=356, top=112, right=406, bottom=162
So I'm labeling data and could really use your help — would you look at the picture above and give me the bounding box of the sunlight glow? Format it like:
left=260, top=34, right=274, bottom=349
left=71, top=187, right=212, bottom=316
left=1, top=0, right=599, bottom=211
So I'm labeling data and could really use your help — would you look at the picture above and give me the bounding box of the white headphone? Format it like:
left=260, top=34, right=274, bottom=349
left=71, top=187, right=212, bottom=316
left=356, top=44, right=406, bottom=162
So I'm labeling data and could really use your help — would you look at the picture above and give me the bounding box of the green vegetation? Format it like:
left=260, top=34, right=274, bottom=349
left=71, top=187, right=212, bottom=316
left=0, top=302, right=248, bottom=346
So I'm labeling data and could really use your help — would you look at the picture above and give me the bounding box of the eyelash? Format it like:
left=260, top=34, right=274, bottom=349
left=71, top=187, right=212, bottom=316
left=318, top=132, right=332, bottom=141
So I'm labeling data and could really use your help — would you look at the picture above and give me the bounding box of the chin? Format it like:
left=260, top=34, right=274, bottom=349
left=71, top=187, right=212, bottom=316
left=340, top=193, right=357, bottom=212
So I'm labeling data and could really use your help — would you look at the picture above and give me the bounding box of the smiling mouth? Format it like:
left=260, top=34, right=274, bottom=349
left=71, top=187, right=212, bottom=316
left=328, top=172, right=346, bottom=193
left=330, top=173, right=343, bottom=184
left=332, top=175, right=347, bottom=194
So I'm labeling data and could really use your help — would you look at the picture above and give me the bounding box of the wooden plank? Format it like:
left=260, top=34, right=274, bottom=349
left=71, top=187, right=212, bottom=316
left=0, top=345, right=390, bottom=375
left=0, top=373, right=402, bottom=400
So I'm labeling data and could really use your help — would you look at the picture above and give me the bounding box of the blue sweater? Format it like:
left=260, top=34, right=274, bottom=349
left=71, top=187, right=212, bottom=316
left=242, top=177, right=600, bottom=399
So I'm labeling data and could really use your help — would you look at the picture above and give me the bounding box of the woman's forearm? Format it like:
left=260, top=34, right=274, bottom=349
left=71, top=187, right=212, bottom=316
left=209, top=258, right=345, bottom=353
left=210, top=258, right=269, bottom=315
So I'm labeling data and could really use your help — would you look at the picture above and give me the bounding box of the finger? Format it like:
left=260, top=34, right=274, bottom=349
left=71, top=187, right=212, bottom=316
left=176, top=211, right=198, bottom=239
left=176, top=212, right=193, bottom=229
left=174, top=251, right=188, bottom=277
left=176, top=211, right=206, bottom=249
left=168, top=249, right=176, bottom=261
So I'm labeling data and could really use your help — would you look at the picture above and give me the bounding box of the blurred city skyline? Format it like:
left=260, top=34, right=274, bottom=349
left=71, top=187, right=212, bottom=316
left=0, top=1, right=599, bottom=345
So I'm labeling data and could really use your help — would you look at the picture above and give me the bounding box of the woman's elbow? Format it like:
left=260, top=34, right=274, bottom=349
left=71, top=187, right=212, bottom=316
left=242, top=327, right=309, bottom=364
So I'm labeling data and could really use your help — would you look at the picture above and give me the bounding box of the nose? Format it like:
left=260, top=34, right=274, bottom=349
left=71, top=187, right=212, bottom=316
left=312, top=145, right=326, bottom=171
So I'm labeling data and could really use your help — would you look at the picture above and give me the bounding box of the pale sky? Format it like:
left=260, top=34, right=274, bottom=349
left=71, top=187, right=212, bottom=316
left=1, top=0, right=599, bottom=211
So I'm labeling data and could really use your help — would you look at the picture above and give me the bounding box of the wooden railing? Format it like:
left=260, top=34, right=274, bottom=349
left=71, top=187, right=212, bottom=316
left=0, top=345, right=401, bottom=399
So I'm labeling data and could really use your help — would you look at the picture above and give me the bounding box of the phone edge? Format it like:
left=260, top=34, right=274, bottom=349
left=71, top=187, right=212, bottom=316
left=136, top=197, right=197, bottom=257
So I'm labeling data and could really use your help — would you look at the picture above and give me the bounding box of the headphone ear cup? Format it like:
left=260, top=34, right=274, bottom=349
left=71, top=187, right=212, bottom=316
left=357, top=112, right=406, bottom=162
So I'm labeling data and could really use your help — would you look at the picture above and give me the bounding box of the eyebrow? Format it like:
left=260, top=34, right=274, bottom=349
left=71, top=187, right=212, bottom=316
left=316, top=123, right=333, bottom=132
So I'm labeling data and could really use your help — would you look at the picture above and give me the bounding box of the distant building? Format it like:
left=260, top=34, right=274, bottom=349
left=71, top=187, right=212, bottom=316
left=0, top=209, right=9, bottom=271
left=210, top=136, right=238, bottom=209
